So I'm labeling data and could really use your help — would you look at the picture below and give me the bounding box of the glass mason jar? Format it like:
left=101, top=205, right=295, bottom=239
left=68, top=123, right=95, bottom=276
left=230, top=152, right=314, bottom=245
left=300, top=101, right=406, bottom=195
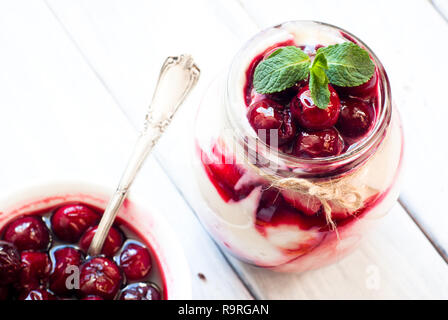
left=192, top=21, right=403, bottom=272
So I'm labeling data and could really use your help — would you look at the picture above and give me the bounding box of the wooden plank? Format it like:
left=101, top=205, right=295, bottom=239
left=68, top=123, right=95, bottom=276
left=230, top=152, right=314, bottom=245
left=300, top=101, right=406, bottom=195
left=238, top=0, right=448, bottom=261
left=0, top=0, right=252, bottom=299
left=45, top=0, right=448, bottom=298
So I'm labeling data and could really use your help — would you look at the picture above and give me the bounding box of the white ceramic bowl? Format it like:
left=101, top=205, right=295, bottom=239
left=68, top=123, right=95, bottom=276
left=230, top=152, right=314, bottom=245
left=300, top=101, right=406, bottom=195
left=0, top=180, right=191, bottom=299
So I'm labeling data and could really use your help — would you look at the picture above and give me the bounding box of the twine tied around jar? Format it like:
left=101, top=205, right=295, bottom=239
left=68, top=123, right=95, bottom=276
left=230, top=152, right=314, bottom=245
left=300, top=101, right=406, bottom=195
left=269, top=176, right=364, bottom=232
left=233, top=136, right=367, bottom=235
left=244, top=156, right=364, bottom=234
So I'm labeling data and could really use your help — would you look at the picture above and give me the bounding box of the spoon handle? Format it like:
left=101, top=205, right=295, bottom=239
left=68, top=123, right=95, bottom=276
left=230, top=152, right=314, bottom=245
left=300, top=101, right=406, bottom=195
left=88, top=55, right=200, bottom=256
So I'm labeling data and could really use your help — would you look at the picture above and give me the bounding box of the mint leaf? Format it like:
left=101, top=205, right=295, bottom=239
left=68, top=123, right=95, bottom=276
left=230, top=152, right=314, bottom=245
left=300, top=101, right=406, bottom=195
left=311, top=51, right=328, bottom=70
left=317, top=42, right=375, bottom=87
left=253, top=46, right=311, bottom=94
left=309, top=53, right=330, bottom=109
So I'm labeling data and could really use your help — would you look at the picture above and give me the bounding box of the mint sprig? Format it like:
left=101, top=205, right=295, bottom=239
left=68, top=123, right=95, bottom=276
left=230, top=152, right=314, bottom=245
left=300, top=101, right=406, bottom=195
left=309, top=53, right=330, bottom=109
left=253, top=46, right=311, bottom=94
left=316, top=42, right=375, bottom=87
left=252, top=42, right=375, bottom=109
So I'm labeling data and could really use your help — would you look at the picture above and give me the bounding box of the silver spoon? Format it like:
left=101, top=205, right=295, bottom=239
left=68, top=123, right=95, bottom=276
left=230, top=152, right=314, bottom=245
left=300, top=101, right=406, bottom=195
left=88, top=55, right=200, bottom=257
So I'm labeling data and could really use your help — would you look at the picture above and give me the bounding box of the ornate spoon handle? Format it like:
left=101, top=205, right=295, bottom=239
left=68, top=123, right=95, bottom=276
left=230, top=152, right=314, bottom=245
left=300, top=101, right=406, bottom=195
left=88, top=55, right=200, bottom=256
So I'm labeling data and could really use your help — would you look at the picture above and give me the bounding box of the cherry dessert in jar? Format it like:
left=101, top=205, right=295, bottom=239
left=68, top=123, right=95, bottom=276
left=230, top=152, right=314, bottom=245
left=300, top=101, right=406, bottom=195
left=0, top=190, right=167, bottom=300
left=193, top=21, right=403, bottom=272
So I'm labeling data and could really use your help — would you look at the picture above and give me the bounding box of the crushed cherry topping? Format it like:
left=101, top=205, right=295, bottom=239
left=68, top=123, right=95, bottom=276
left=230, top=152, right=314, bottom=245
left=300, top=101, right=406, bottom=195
left=119, top=282, right=161, bottom=300
left=0, top=241, right=20, bottom=285
left=0, top=203, right=165, bottom=300
left=290, top=84, right=341, bottom=130
left=255, top=188, right=328, bottom=231
left=51, top=204, right=99, bottom=242
left=3, top=216, right=51, bottom=251
left=254, top=187, right=383, bottom=235
left=201, top=142, right=259, bottom=202
left=79, top=225, right=124, bottom=257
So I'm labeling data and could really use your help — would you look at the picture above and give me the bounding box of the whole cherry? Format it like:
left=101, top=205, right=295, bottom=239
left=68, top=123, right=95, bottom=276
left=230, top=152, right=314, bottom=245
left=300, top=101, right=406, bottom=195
left=334, top=71, right=378, bottom=99
left=0, top=241, right=20, bottom=285
left=2, top=216, right=51, bottom=251
left=247, top=99, right=282, bottom=132
left=49, top=246, right=83, bottom=295
left=293, top=128, right=344, bottom=158
left=290, top=84, right=341, bottom=130
left=79, top=226, right=123, bottom=257
left=0, top=286, right=9, bottom=300
left=265, top=85, right=300, bottom=104
left=119, top=243, right=152, bottom=281
left=119, top=283, right=161, bottom=300
left=251, top=82, right=307, bottom=106
left=79, top=257, right=122, bottom=300
left=17, top=251, right=52, bottom=291
left=18, top=288, right=55, bottom=300
left=277, top=111, right=297, bottom=145
left=336, top=98, right=374, bottom=139
left=82, top=295, right=104, bottom=300
left=247, top=99, right=296, bottom=145
left=51, top=204, right=99, bottom=242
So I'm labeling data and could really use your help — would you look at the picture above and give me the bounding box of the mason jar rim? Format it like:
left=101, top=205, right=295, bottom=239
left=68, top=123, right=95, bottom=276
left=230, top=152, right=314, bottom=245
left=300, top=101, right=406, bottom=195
left=224, top=20, right=392, bottom=174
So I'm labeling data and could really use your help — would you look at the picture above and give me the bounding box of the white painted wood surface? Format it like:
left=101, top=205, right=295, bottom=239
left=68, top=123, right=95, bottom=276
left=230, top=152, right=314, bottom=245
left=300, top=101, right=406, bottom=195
left=0, top=0, right=447, bottom=299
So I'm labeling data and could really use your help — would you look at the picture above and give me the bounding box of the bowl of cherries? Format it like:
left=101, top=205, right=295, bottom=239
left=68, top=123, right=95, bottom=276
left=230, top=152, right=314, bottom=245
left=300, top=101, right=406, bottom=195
left=0, top=181, right=191, bottom=300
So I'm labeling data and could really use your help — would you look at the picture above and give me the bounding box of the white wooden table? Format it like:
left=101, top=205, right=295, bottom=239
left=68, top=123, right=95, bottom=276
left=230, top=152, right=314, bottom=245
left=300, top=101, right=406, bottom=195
left=0, top=0, right=447, bottom=299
